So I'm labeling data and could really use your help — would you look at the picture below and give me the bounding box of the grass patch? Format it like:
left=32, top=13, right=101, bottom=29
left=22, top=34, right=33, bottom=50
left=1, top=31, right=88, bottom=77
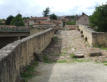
left=100, top=47, right=107, bottom=50
left=52, top=36, right=58, bottom=42
left=21, top=61, right=38, bottom=82
left=70, top=53, right=75, bottom=58
left=94, top=45, right=107, bottom=50
left=72, top=59, right=91, bottom=63
left=102, top=61, right=107, bottom=66
left=57, top=60, right=68, bottom=63
left=43, top=55, right=54, bottom=63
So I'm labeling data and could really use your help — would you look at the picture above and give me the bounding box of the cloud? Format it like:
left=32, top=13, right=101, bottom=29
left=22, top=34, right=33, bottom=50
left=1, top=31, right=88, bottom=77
left=0, top=0, right=107, bottom=18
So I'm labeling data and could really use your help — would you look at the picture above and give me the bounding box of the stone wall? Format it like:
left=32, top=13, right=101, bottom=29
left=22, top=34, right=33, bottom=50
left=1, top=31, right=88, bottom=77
left=65, top=25, right=78, bottom=30
left=0, top=28, right=54, bottom=82
left=78, top=25, right=107, bottom=47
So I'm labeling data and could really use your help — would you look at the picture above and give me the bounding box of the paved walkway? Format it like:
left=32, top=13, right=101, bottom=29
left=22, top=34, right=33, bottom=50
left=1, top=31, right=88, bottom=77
left=29, top=62, right=107, bottom=82
left=29, top=30, right=107, bottom=82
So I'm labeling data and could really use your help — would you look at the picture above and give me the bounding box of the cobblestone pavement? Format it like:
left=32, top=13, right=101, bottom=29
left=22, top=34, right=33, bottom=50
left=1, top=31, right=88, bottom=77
left=29, top=30, right=107, bottom=82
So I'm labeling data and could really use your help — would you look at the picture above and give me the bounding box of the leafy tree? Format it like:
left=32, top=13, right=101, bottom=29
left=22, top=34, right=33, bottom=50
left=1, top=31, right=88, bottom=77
left=0, top=19, right=3, bottom=25
left=5, top=15, right=14, bottom=25
left=90, top=4, right=107, bottom=32
left=43, top=7, right=50, bottom=17
left=23, top=17, right=30, bottom=20
left=11, top=14, right=25, bottom=26
left=50, top=14, right=57, bottom=20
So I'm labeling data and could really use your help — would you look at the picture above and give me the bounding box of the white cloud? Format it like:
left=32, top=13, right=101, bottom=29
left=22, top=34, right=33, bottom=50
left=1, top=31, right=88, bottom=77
left=0, top=0, right=107, bottom=18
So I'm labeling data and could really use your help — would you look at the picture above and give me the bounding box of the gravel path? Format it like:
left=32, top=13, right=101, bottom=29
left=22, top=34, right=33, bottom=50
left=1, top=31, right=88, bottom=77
left=29, top=62, right=107, bottom=82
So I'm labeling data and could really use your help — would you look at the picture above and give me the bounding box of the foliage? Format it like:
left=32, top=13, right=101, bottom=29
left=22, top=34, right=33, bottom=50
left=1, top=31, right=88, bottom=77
left=50, top=14, right=57, bottom=20
left=43, top=7, right=50, bottom=17
left=57, top=60, right=68, bottom=63
left=89, top=4, right=107, bottom=32
left=66, top=21, right=76, bottom=25
left=0, top=19, right=4, bottom=25
left=21, top=61, right=38, bottom=82
left=11, top=14, right=25, bottom=26
left=23, top=17, right=30, bottom=20
left=5, top=15, right=14, bottom=25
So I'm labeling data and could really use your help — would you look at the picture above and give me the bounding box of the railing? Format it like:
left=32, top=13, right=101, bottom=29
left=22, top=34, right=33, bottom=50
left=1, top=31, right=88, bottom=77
left=0, top=28, right=54, bottom=82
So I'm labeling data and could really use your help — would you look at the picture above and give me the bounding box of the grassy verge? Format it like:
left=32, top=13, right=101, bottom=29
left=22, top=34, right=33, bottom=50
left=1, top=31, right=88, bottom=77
left=94, top=45, right=107, bottom=50
left=102, top=61, right=107, bottom=66
left=21, top=61, right=38, bottom=82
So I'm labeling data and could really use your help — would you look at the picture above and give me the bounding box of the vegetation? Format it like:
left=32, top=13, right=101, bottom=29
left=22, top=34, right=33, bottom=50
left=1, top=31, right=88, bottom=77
left=11, top=14, right=25, bottom=26
left=70, top=53, right=75, bottom=58
left=94, top=44, right=107, bottom=50
left=0, top=19, right=4, bottom=25
left=102, top=61, right=107, bottom=66
left=57, top=60, right=68, bottom=63
left=43, top=7, right=50, bottom=17
left=89, top=4, right=107, bottom=32
left=50, top=13, right=57, bottom=20
left=5, top=15, right=14, bottom=25
left=21, top=61, right=38, bottom=82
left=66, top=21, right=76, bottom=25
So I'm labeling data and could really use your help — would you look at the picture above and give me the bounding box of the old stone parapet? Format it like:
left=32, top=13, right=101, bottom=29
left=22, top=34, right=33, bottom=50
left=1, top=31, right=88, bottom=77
left=78, top=25, right=107, bottom=47
left=0, top=28, right=54, bottom=82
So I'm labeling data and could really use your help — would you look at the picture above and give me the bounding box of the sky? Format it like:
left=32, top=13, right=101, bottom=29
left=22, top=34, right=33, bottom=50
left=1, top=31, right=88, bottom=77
left=0, top=0, right=107, bottom=18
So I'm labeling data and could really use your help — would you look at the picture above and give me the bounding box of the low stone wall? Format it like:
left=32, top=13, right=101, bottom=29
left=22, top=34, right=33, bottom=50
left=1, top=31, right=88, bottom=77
left=0, top=28, right=54, bottom=82
left=78, top=25, right=107, bottom=47
left=65, top=25, right=78, bottom=30
left=93, top=32, right=107, bottom=46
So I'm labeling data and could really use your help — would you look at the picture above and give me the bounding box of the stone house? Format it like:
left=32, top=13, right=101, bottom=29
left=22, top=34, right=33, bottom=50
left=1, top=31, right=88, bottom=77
left=76, top=13, right=89, bottom=25
left=29, top=17, right=50, bottom=25
left=52, top=20, right=63, bottom=27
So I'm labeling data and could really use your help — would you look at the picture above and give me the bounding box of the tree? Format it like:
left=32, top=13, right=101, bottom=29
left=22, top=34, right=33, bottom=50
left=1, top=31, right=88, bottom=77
left=89, top=4, right=107, bottom=32
left=11, top=14, right=25, bottom=26
left=0, top=19, right=3, bottom=25
left=43, top=7, right=50, bottom=17
left=5, top=15, right=14, bottom=25
left=50, top=14, right=57, bottom=20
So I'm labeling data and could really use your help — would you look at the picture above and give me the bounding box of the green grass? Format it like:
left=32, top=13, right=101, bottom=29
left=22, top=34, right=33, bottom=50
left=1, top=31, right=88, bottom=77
left=52, top=36, right=58, bottom=42
left=57, top=60, right=68, bottom=63
left=70, top=53, right=75, bottom=58
left=100, top=47, right=107, bottom=50
left=21, top=61, right=38, bottom=82
left=56, top=58, right=91, bottom=63
left=72, top=59, right=91, bottom=63
left=43, top=55, right=54, bottom=63
left=102, top=61, right=107, bottom=66
left=94, top=45, right=107, bottom=50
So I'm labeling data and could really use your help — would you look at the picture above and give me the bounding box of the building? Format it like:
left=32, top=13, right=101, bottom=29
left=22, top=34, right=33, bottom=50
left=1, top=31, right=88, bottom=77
left=76, top=13, right=89, bottom=25
left=29, top=17, right=50, bottom=25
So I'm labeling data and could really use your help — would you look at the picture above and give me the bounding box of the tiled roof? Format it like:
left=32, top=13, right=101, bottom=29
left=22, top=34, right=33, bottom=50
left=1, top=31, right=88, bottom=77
left=30, top=17, right=49, bottom=20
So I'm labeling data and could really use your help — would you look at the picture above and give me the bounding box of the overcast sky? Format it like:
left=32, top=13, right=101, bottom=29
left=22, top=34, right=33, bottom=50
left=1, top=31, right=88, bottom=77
left=0, top=0, right=107, bottom=18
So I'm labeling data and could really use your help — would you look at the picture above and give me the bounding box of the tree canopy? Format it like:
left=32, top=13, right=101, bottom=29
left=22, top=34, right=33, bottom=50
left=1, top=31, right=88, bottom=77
left=89, top=4, right=107, bottom=32
left=11, top=14, right=25, bottom=26
left=43, top=7, right=50, bottom=17
left=5, top=15, right=14, bottom=25
left=50, top=14, right=57, bottom=20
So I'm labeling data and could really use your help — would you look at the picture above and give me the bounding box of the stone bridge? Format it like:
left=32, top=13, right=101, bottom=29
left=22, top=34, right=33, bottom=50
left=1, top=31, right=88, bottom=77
left=78, top=25, right=107, bottom=47
left=0, top=28, right=54, bottom=82
left=0, top=26, right=54, bottom=49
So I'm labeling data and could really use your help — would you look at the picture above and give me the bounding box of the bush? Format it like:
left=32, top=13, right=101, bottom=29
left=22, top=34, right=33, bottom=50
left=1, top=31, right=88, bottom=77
left=89, top=4, right=107, bottom=32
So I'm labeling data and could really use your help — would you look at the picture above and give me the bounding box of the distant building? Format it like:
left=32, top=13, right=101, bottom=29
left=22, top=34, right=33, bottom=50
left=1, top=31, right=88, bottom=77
left=52, top=20, right=63, bottom=27
left=76, top=13, right=89, bottom=25
left=29, top=17, right=50, bottom=25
